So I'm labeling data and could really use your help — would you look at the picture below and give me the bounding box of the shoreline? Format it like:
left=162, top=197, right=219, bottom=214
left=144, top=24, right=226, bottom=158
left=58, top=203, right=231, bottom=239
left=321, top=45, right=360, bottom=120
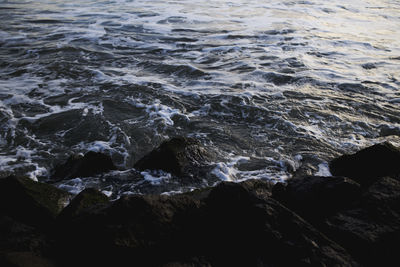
left=1, top=141, right=400, bottom=266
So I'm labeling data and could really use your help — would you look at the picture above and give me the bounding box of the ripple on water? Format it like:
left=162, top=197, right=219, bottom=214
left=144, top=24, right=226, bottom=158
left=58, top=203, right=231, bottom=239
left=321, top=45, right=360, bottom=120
left=0, top=0, right=399, bottom=195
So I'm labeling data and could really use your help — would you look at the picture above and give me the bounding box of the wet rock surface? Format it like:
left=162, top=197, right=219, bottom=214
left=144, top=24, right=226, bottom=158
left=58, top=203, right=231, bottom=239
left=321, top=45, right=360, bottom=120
left=51, top=151, right=116, bottom=181
left=53, top=181, right=356, bottom=267
left=323, top=176, right=400, bottom=266
left=2, top=142, right=400, bottom=266
left=329, top=142, right=400, bottom=186
left=272, top=176, right=361, bottom=223
left=0, top=176, right=71, bottom=229
left=134, top=137, right=215, bottom=178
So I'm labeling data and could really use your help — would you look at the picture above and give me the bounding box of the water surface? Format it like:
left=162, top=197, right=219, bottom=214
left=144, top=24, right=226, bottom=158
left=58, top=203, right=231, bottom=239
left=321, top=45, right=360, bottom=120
left=1, top=0, right=399, bottom=197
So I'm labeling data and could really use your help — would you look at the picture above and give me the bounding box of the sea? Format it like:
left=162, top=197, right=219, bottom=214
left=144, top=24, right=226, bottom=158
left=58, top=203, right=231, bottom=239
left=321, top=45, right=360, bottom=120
left=1, top=0, right=399, bottom=198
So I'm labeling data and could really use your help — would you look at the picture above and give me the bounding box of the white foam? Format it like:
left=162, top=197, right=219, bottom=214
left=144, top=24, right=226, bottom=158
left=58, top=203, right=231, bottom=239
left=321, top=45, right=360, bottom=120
left=57, top=178, right=85, bottom=195
left=141, top=170, right=171, bottom=185
left=86, top=141, right=113, bottom=153
left=211, top=156, right=250, bottom=181
left=127, top=97, right=189, bottom=126
left=315, top=162, right=332, bottom=177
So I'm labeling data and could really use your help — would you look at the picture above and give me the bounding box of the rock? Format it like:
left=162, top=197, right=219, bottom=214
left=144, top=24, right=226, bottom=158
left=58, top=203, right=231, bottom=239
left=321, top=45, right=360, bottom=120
left=0, top=215, right=48, bottom=255
left=0, top=251, right=56, bottom=267
left=54, top=193, right=201, bottom=267
left=272, top=176, right=361, bottom=223
left=134, top=137, right=214, bottom=177
left=57, top=188, right=109, bottom=221
left=329, top=142, right=400, bottom=186
left=197, top=182, right=358, bottom=266
left=324, top=177, right=400, bottom=266
left=51, top=151, right=116, bottom=181
left=54, top=182, right=358, bottom=266
left=0, top=176, right=71, bottom=229
left=238, top=178, right=274, bottom=200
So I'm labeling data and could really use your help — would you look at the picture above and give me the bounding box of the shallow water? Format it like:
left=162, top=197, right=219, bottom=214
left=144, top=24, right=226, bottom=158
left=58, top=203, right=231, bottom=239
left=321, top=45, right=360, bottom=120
left=1, top=0, right=399, bottom=197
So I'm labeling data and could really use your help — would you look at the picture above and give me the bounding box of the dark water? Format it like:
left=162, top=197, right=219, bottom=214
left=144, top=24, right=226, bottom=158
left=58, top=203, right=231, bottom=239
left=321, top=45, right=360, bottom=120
left=1, top=0, right=399, bottom=198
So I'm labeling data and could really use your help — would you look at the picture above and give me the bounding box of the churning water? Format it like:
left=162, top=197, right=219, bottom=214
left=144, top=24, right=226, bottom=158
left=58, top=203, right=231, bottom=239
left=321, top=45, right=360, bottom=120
left=1, top=0, right=399, bottom=197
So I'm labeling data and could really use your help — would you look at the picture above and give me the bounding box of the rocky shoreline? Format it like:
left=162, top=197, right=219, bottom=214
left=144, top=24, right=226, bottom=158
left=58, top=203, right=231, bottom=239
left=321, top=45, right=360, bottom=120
left=1, top=141, right=400, bottom=266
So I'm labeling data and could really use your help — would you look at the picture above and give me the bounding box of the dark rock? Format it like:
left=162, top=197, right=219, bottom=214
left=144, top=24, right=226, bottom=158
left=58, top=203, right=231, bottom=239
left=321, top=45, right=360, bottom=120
left=329, top=142, right=400, bottom=186
left=57, top=188, right=109, bottom=221
left=272, top=176, right=361, bottom=223
left=0, top=215, right=48, bottom=255
left=238, top=178, right=274, bottom=200
left=134, top=137, right=214, bottom=177
left=361, top=63, right=377, bottom=69
left=0, top=251, right=55, bottom=267
left=54, top=193, right=201, bottom=267
left=0, top=176, right=70, bottom=229
left=324, top=177, right=400, bottom=266
left=54, top=181, right=358, bottom=266
left=198, top=182, right=358, bottom=266
left=51, top=151, right=116, bottom=181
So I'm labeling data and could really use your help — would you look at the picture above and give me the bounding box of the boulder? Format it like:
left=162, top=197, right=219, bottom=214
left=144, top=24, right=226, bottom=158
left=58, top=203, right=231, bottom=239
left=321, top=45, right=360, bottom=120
left=324, top=177, right=400, bottom=266
left=134, top=137, right=214, bottom=177
left=0, top=176, right=71, bottom=229
left=54, top=193, right=201, bottom=267
left=198, top=182, right=358, bottom=266
left=0, top=251, right=56, bottom=267
left=0, top=215, right=48, bottom=255
left=329, top=142, right=400, bottom=186
left=57, top=188, right=109, bottom=221
left=239, top=178, right=274, bottom=200
left=51, top=151, right=116, bottom=181
left=272, top=176, right=361, bottom=223
left=54, top=181, right=358, bottom=266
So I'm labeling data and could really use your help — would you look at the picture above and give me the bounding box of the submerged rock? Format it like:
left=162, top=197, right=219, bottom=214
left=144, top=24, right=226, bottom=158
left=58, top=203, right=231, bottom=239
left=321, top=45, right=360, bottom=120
left=134, top=137, right=214, bottom=178
left=329, top=142, right=400, bottom=186
left=0, top=176, right=71, bottom=229
left=324, top=177, right=400, bottom=266
left=51, top=151, right=116, bottom=181
left=272, top=176, right=361, bottom=223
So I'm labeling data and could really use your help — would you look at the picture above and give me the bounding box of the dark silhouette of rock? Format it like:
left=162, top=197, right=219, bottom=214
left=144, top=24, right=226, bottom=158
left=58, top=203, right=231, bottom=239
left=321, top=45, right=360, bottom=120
left=272, top=176, right=361, bottom=223
left=134, top=137, right=214, bottom=177
left=57, top=188, right=109, bottom=222
left=329, top=142, right=400, bottom=186
left=0, top=251, right=56, bottom=267
left=0, top=177, right=69, bottom=266
left=198, top=182, right=358, bottom=266
left=239, top=178, right=274, bottom=200
left=54, top=181, right=358, bottom=267
left=324, top=176, right=400, bottom=266
left=0, top=176, right=71, bottom=229
left=51, top=151, right=116, bottom=181
left=0, top=215, right=48, bottom=255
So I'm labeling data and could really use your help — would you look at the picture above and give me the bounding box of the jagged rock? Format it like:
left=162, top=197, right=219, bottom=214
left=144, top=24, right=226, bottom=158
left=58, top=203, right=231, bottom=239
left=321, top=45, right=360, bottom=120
left=0, top=176, right=71, bottom=229
left=51, top=151, right=116, bottom=181
left=324, top=177, right=400, bottom=266
left=0, top=215, right=48, bottom=255
left=134, top=137, right=214, bottom=177
left=54, top=181, right=358, bottom=266
left=238, top=178, right=274, bottom=200
left=272, top=176, right=361, bottom=223
left=57, top=188, right=109, bottom=221
left=0, top=251, right=56, bottom=267
left=54, top=193, right=201, bottom=267
left=329, top=142, right=400, bottom=186
left=199, top=182, right=358, bottom=266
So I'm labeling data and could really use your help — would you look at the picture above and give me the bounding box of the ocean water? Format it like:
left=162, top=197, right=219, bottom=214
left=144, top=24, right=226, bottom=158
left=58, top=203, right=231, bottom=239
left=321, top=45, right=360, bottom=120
left=1, top=0, right=399, bottom=198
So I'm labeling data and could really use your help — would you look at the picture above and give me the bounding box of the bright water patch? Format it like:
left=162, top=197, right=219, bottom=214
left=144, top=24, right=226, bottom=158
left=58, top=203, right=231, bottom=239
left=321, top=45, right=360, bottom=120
left=0, top=0, right=400, bottom=196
